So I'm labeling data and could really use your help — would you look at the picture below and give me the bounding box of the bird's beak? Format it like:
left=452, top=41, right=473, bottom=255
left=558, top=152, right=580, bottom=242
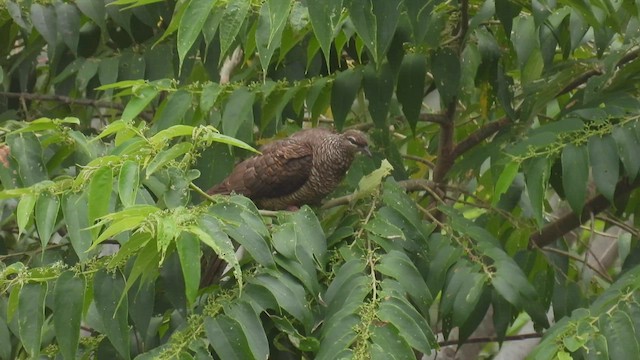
left=361, top=146, right=372, bottom=157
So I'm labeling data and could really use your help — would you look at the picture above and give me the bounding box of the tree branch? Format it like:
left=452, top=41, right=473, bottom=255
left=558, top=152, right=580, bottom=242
left=530, top=179, right=640, bottom=248
left=0, top=91, right=153, bottom=121
left=320, top=179, right=436, bottom=209
left=438, top=332, right=543, bottom=347
left=452, top=116, right=511, bottom=158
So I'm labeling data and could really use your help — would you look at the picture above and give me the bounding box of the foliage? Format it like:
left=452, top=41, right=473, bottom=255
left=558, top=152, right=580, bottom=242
left=0, top=0, right=640, bottom=359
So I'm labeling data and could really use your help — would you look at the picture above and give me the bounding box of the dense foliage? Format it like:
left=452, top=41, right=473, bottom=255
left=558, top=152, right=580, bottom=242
left=1, top=0, right=640, bottom=359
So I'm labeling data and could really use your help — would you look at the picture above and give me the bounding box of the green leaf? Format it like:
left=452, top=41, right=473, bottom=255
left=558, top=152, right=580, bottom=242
left=56, top=2, right=80, bottom=54
left=94, top=269, right=131, bottom=360
left=35, top=192, right=60, bottom=249
left=7, top=133, right=47, bottom=186
left=251, top=273, right=312, bottom=330
left=267, top=0, right=290, bottom=48
left=121, top=86, right=159, bottom=122
left=219, top=0, right=251, bottom=60
left=493, top=162, right=519, bottom=206
left=17, top=193, right=36, bottom=238
left=370, top=324, right=414, bottom=360
left=88, top=166, right=114, bottom=234
left=209, top=198, right=275, bottom=268
left=378, top=296, right=434, bottom=355
left=146, top=142, right=193, bottom=177
left=363, top=63, right=395, bottom=128
left=354, top=159, right=394, bottom=200
left=331, top=68, right=362, bottom=131
left=0, top=316, right=11, bottom=360
left=30, top=3, right=57, bottom=48
left=307, top=0, right=343, bottom=69
left=588, top=135, right=619, bottom=202
left=118, top=160, right=140, bottom=207
left=200, top=82, right=222, bottom=113
left=189, top=214, right=241, bottom=287
left=62, top=192, right=93, bottom=260
left=256, top=1, right=287, bottom=76
left=154, top=90, right=193, bottom=131
left=612, top=125, right=640, bottom=181
left=76, top=0, right=106, bottom=30
left=177, top=0, right=215, bottom=71
left=349, top=0, right=401, bottom=66
left=524, top=157, right=550, bottom=227
left=431, top=47, right=461, bottom=105
left=54, top=271, right=85, bottom=360
left=18, top=283, right=47, bottom=358
left=561, top=144, right=589, bottom=215
left=176, top=232, right=201, bottom=305
left=205, top=315, right=253, bottom=359
left=225, top=301, right=269, bottom=360
left=397, top=54, right=427, bottom=132
left=600, top=311, right=640, bottom=359
left=377, top=251, right=433, bottom=312
left=222, top=88, right=255, bottom=143
left=149, top=125, right=195, bottom=146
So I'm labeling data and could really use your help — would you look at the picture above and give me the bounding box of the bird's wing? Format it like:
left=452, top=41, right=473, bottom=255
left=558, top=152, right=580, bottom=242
left=207, top=138, right=313, bottom=199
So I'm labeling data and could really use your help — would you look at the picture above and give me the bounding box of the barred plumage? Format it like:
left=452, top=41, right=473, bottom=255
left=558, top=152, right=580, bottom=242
left=207, top=128, right=370, bottom=210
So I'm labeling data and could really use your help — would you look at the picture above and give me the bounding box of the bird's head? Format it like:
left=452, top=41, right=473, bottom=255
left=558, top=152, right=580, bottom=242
left=341, top=129, right=371, bottom=157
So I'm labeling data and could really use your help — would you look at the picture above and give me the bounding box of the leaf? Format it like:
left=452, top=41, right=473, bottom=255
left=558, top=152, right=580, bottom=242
left=251, top=273, right=312, bottom=331
left=94, top=269, right=131, bottom=360
left=76, top=0, right=106, bottom=31
left=18, top=283, right=47, bottom=358
left=354, top=159, right=394, bottom=200
left=225, top=301, right=270, bottom=360
left=118, top=160, right=140, bottom=207
left=176, top=232, right=201, bottom=305
left=219, top=0, right=251, bottom=60
left=377, top=296, right=434, bottom=355
left=30, top=3, right=57, bottom=48
left=222, top=88, right=255, bottom=143
left=0, top=316, right=11, bottom=360
left=307, top=0, right=343, bottom=69
left=370, top=324, right=414, bottom=360
left=561, top=144, right=589, bottom=215
left=349, top=0, right=401, bottom=66
left=377, top=251, right=433, bottom=313
left=7, top=133, right=47, bottom=186
left=200, top=82, right=222, bottom=113
left=61, top=192, right=93, bottom=260
left=600, top=311, right=640, bottom=359
left=154, top=90, right=193, bottom=130
left=493, top=162, right=519, bottom=206
left=88, top=166, right=114, bottom=234
left=121, top=86, right=159, bottom=122
left=397, top=54, right=427, bottom=132
left=524, top=157, right=550, bottom=227
left=331, top=68, right=362, bottom=131
left=205, top=315, right=254, bottom=359
left=177, top=0, right=215, bottom=71
left=35, top=192, right=60, bottom=249
left=255, top=2, right=286, bottom=76
left=431, top=47, right=461, bottom=105
left=588, top=135, right=619, bottom=202
left=612, top=125, right=640, bottom=181
left=146, top=142, right=193, bottom=177
left=363, top=63, right=395, bottom=128
left=189, top=214, right=241, bottom=287
left=267, top=0, right=290, bottom=48
left=17, top=193, right=36, bottom=238
left=56, top=2, right=80, bottom=54
left=149, top=125, right=195, bottom=146
left=54, top=271, right=85, bottom=360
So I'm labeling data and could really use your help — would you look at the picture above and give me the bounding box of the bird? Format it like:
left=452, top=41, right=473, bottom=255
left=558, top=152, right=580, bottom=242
left=206, top=127, right=371, bottom=210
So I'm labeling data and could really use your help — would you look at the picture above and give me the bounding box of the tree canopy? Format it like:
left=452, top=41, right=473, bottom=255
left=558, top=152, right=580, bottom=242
left=1, top=0, right=640, bottom=359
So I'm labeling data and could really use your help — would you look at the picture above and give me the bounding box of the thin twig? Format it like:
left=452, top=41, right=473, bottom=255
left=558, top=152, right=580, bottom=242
left=438, top=332, right=543, bottom=347
left=402, top=154, right=435, bottom=169
left=541, top=247, right=612, bottom=283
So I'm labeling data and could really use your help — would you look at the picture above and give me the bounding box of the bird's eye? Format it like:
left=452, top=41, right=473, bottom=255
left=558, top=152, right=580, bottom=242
left=347, top=136, right=359, bottom=145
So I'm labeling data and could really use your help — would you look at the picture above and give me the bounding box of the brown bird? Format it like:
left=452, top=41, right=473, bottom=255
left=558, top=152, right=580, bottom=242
left=207, top=128, right=371, bottom=210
